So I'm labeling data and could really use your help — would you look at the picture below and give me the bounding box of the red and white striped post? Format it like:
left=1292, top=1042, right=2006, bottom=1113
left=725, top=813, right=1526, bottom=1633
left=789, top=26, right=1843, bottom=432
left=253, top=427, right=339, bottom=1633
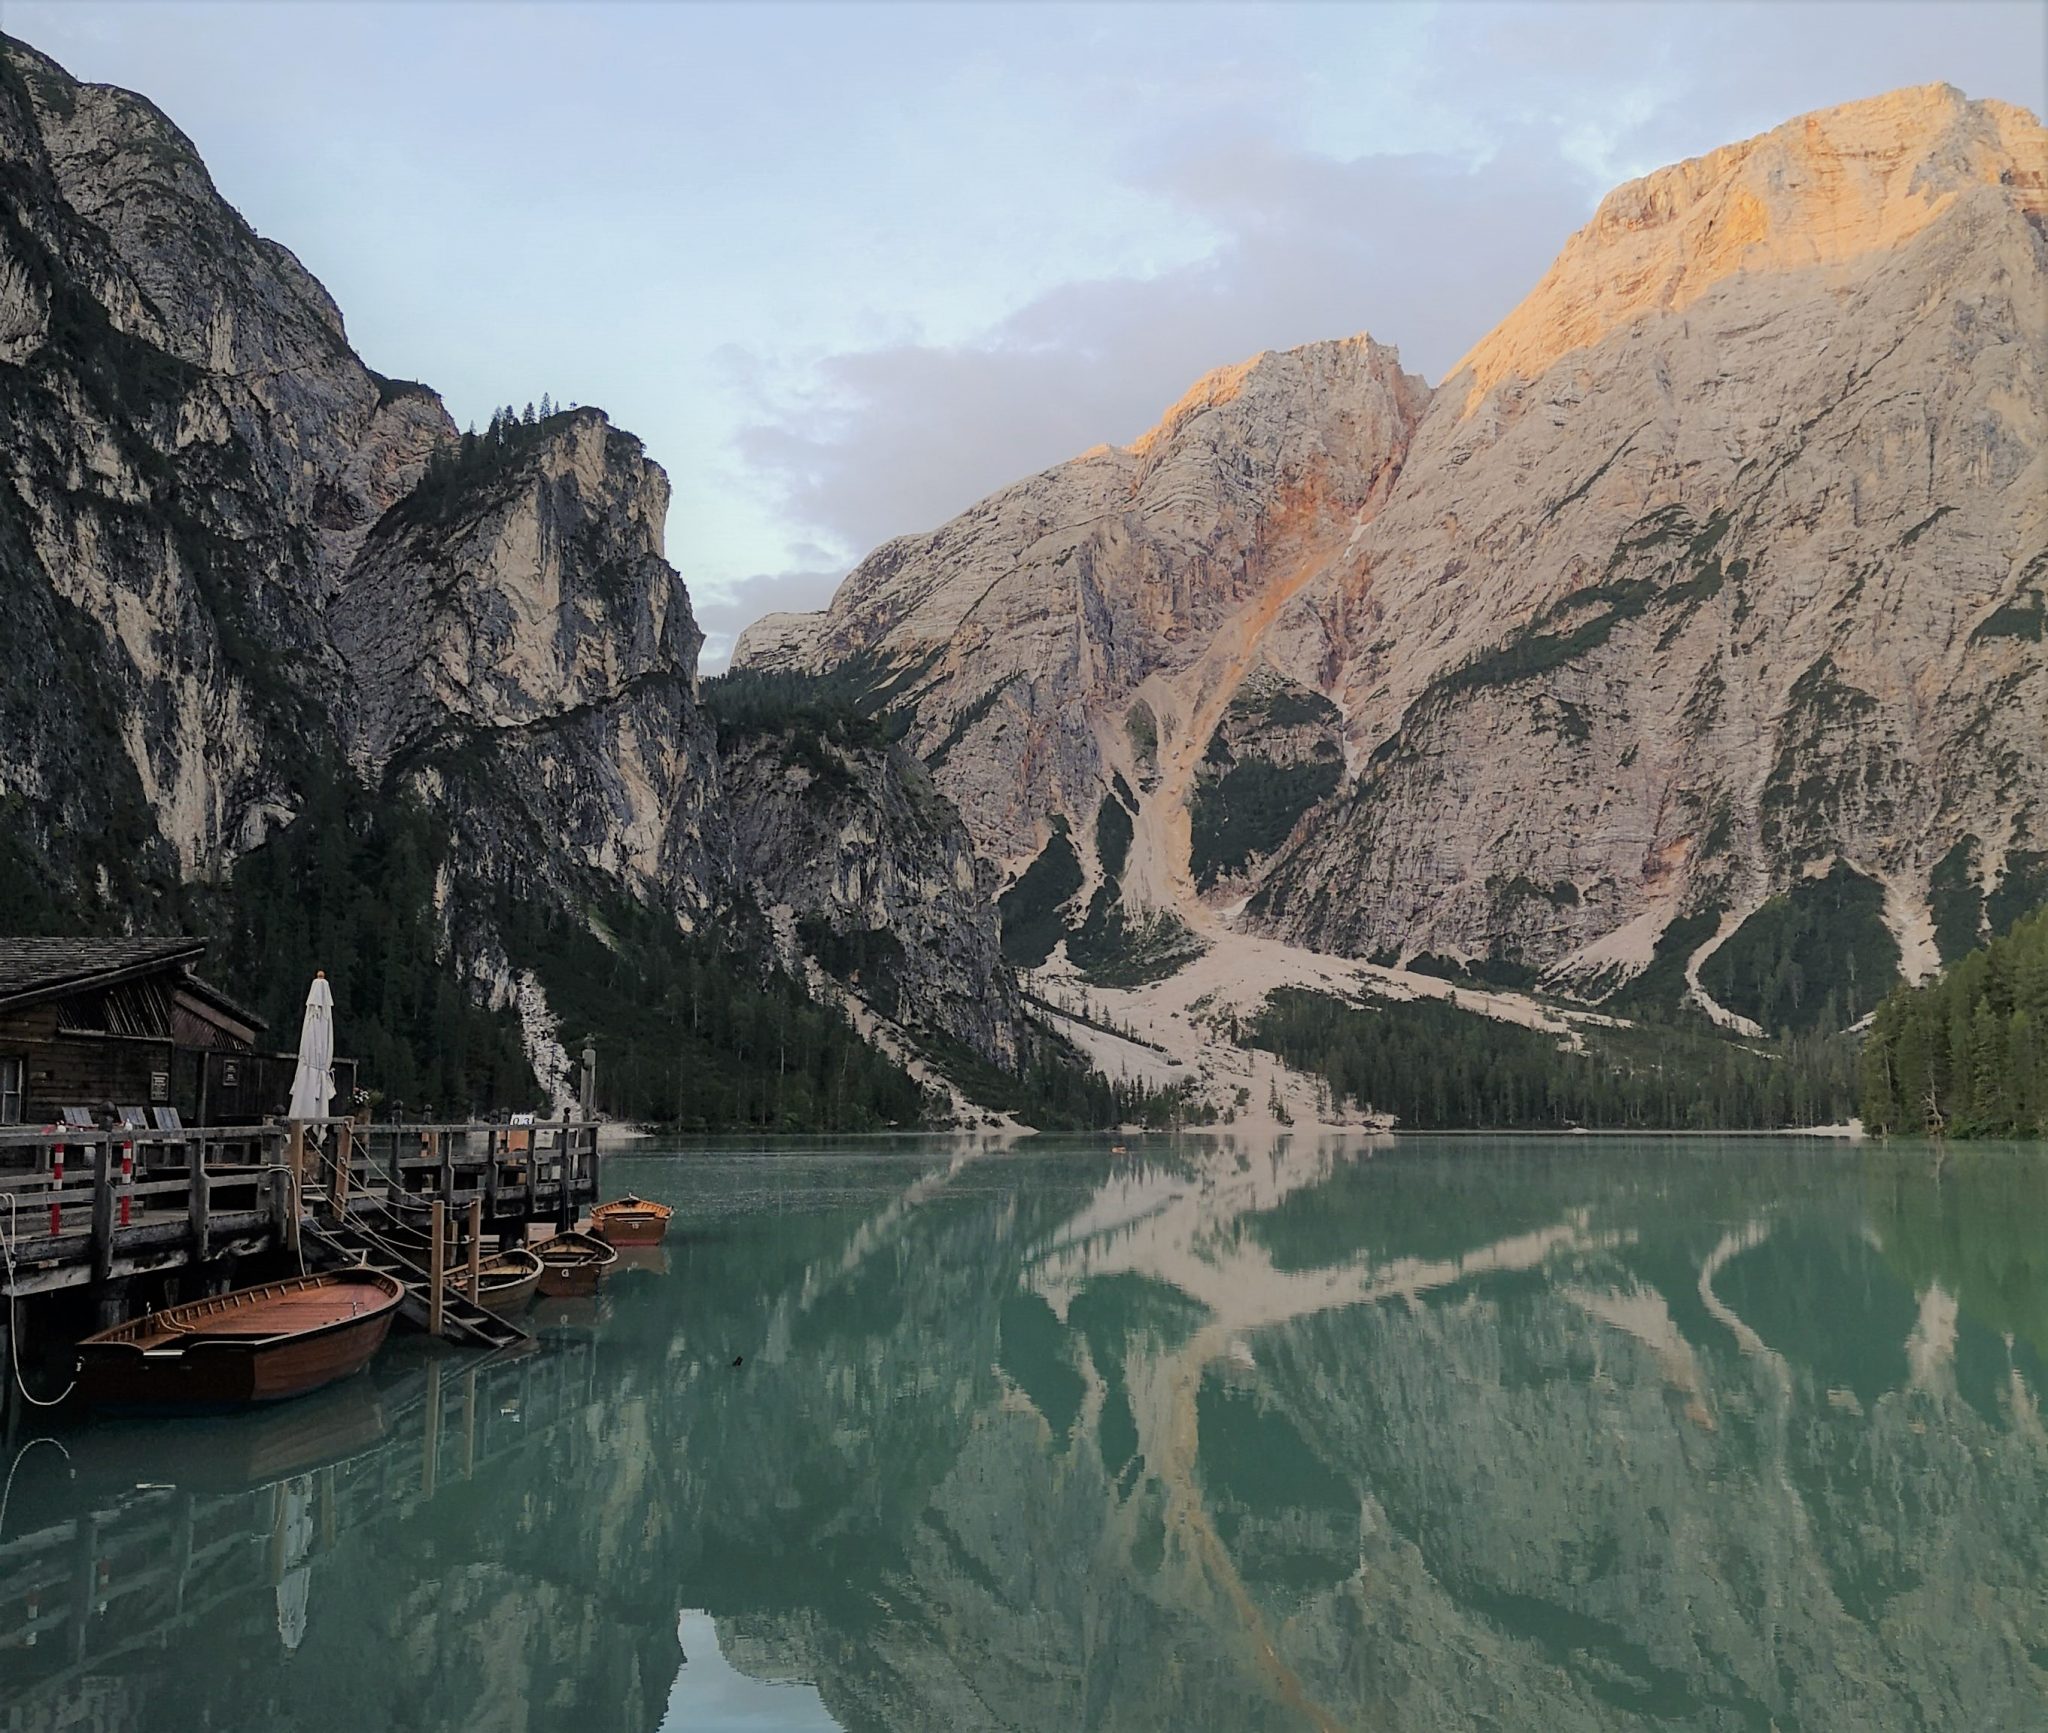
left=118, top=1137, right=134, bottom=1228
left=48, top=1136, right=64, bottom=1236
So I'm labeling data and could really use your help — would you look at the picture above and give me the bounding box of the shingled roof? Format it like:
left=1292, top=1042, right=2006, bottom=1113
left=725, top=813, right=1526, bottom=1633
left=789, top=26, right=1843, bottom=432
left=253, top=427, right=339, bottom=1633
left=0, top=936, right=210, bottom=1011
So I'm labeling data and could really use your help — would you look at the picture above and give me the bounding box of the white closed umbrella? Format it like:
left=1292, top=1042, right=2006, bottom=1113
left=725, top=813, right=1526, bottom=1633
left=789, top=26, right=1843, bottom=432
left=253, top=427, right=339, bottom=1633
left=286, top=971, right=335, bottom=1121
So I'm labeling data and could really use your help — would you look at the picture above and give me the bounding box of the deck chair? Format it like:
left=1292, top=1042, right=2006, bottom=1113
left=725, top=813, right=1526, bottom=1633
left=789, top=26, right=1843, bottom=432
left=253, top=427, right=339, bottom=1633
left=151, top=1106, right=184, bottom=1132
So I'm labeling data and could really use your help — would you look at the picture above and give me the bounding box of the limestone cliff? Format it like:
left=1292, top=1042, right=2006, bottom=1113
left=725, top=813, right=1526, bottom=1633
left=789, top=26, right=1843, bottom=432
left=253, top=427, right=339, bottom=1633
left=733, top=338, right=1428, bottom=896
left=720, top=725, right=1024, bottom=1067
left=741, top=85, right=2048, bottom=1023
left=1254, top=84, right=2047, bottom=1000
left=0, top=34, right=1025, bottom=1097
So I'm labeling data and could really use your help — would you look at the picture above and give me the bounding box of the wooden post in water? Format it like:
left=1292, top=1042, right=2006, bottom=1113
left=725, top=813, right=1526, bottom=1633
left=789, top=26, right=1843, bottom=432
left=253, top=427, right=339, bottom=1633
left=266, top=1481, right=288, bottom=1585
left=170, top=1492, right=194, bottom=1616
left=421, top=1357, right=442, bottom=1497
left=556, top=1111, right=574, bottom=1231
left=333, top=1119, right=354, bottom=1220
left=466, top=1198, right=482, bottom=1301
left=483, top=1126, right=501, bottom=1233
left=580, top=1046, right=600, bottom=1210
left=90, top=1134, right=115, bottom=1285
left=437, top=1130, right=455, bottom=1215
left=277, top=1124, right=303, bottom=1262
left=69, top=1513, right=98, bottom=1664
left=187, top=1150, right=210, bottom=1260
left=428, top=1199, right=447, bottom=1340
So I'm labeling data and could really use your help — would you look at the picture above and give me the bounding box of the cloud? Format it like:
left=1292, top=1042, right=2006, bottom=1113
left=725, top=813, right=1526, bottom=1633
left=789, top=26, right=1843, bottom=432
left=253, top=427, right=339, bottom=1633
left=729, top=127, right=1596, bottom=566
left=715, top=0, right=2045, bottom=634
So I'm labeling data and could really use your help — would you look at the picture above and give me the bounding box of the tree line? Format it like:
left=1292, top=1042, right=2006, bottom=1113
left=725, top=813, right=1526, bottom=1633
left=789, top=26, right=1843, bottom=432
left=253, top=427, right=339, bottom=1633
left=1859, top=905, right=2048, bottom=1138
left=1244, top=988, right=1859, bottom=1130
left=393, top=396, right=575, bottom=527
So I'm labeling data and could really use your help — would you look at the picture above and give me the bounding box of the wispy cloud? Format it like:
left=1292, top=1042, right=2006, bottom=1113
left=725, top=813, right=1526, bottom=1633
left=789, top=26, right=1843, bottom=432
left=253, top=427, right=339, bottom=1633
left=728, top=127, right=1595, bottom=565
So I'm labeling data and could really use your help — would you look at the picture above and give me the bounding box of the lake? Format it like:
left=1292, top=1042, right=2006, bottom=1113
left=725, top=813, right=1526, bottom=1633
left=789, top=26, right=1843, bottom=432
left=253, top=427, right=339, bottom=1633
left=1, top=1135, right=2043, bottom=1731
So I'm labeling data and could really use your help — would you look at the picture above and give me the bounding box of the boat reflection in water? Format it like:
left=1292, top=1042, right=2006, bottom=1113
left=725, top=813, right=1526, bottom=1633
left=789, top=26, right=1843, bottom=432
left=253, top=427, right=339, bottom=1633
left=2, top=1139, right=2044, bottom=1732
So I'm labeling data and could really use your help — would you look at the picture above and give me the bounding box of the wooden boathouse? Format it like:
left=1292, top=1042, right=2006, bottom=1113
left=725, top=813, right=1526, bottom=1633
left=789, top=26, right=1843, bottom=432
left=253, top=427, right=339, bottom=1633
left=0, top=937, right=358, bottom=1129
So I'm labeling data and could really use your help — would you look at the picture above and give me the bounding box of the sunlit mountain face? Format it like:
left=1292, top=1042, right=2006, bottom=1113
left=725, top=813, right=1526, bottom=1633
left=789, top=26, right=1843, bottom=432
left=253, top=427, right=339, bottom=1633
left=4, top=1138, right=2041, bottom=1732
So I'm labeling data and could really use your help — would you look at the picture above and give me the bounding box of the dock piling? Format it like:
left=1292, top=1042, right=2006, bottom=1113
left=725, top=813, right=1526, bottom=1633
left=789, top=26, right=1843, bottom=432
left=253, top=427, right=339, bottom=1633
left=89, top=1136, right=115, bottom=1285
left=428, top=1199, right=446, bottom=1340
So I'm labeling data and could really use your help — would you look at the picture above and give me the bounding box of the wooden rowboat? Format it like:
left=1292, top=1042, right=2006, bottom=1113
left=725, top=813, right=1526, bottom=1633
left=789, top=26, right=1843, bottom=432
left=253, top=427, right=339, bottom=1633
left=535, top=1230, right=618, bottom=1297
left=452, top=1247, right=544, bottom=1315
left=76, top=1270, right=404, bottom=1412
left=590, top=1194, right=674, bottom=1247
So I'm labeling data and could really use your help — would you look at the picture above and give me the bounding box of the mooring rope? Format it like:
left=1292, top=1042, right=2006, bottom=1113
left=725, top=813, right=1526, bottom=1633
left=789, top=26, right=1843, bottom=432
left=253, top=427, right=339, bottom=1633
left=256, top=1163, right=309, bottom=1277
left=1, top=1194, right=81, bottom=1409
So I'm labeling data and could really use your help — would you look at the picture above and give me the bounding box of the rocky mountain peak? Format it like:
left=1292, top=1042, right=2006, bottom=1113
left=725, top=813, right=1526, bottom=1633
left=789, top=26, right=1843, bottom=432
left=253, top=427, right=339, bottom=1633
left=743, top=80, right=2043, bottom=1051
left=1451, top=83, right=2047, bottom=407
left=3, top=31, right=1033, bottom=1106
left=332, top=405, right=696, bottom=775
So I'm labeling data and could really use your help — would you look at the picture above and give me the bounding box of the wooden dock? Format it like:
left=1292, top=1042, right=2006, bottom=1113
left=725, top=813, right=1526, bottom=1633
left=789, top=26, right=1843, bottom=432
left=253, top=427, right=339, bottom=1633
left=0, top=1117, right=604, bottom=1420
left=0, top=1117, right=603, bottom=1300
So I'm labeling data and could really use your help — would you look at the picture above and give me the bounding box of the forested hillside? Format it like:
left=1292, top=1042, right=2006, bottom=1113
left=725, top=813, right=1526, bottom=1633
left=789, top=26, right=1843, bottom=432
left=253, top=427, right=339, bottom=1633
left=1859, top=907, right=2048, bottom=1138
left=1245, top=990, right=1859, bottom=1131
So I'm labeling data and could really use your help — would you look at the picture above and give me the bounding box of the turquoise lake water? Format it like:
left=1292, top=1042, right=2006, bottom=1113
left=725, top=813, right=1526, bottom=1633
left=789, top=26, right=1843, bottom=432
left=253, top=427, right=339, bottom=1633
left=1, top=1135, right=2043, bottom=1731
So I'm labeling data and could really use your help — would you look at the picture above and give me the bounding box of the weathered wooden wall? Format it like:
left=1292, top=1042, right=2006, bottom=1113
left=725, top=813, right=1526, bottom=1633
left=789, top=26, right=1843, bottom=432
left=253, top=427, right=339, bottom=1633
left=0, top=1004, right=175, bottom=1120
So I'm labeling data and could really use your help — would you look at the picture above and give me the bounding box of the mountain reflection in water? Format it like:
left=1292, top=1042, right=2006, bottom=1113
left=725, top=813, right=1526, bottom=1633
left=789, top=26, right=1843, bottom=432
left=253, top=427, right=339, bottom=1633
left=1, top=1136, right=2042, bottom=1732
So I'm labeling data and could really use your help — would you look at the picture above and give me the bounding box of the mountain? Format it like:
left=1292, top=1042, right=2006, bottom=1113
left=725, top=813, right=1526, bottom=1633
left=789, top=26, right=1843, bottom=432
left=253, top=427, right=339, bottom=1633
left=7, top=36, right=2041, bottom=1131
left=741, top=86, right=2048, bottom=1042
left=0, top=35, right=1026, bottom=1122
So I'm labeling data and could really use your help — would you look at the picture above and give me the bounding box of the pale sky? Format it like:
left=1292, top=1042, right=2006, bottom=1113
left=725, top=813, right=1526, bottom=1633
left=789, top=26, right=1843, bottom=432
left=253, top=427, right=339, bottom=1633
left=12, top=1, right=2044, bottom=664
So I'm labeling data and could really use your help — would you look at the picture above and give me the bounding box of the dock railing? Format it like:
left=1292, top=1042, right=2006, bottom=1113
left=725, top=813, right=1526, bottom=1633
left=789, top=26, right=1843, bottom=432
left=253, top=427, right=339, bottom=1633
left=0, top=1117, right=602, bottom=1296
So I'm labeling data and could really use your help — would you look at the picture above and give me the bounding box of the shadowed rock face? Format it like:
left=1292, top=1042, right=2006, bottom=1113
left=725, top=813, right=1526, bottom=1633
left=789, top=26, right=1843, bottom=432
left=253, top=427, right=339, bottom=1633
left=740, top=86, right=2047, bottom=1000
left=0, top=35, right=1024, bottom=1074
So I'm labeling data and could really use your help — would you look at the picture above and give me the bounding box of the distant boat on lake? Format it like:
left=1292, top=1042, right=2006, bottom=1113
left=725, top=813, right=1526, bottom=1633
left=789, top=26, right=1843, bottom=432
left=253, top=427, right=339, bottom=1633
left=591, top=1194, right=674, bottom=1247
